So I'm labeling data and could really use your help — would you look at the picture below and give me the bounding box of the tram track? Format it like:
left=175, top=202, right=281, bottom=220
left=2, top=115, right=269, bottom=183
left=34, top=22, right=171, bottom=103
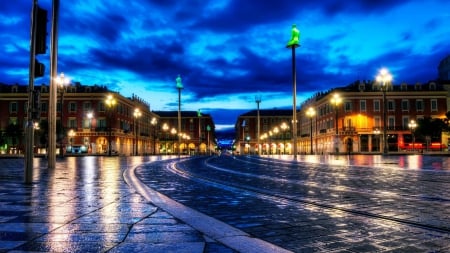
left=166, top=156, right=450, bottom=235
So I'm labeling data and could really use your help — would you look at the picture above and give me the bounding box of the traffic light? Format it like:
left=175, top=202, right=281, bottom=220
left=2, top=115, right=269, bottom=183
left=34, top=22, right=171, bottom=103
left=35, top=7, right=47, bottom=55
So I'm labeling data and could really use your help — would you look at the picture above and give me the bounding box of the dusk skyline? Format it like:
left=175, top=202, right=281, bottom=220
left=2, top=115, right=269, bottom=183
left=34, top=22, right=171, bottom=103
left=1, top=0, right=449, bottom=130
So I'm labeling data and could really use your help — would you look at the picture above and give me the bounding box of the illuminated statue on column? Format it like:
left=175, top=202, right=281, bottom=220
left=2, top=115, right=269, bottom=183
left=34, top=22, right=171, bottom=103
left=176, top=74, right=183, bottom=89
left=287, top=24, right=300, bottom=47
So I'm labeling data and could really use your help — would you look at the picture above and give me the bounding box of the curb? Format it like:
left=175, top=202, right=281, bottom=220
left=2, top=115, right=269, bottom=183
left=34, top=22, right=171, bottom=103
left=123, top=161, right=292, bottom=253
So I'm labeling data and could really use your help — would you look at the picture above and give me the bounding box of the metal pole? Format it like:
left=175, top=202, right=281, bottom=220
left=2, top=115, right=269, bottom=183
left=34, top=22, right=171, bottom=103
left=59, top=88, right=64, bottom=157
left=25, top=0, right=38, bottom=183
left=48, top=0, right=59, bottom=168
left=335, top=104, right=339, bottom=153
left=382, top=87, right=388, bottom=154
left=310, top=117, right=313, bottom=154
left=292, top=46, right=298, bottom=159
left=256, top=96, right=261, bottom=155
left=177, top=88, right=181, bottom=158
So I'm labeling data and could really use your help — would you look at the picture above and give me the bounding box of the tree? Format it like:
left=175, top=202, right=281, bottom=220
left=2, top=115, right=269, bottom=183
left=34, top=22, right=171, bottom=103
left=416, top=116, right=447, bottom=143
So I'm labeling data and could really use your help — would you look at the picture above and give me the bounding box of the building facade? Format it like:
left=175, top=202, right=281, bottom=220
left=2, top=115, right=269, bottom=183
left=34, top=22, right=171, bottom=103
left=0, top=83, right=218, bottom=156
left=153, top=111, right=216, bottom=155
left=235, top=109, right=293, bottom=155
left=298, top=81, right=448, bottom=154
left=235, top=80, right=448, bottom=155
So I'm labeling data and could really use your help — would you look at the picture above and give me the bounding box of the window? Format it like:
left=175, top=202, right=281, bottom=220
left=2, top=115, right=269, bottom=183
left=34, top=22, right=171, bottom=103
left=57, top=102, right=61, bottom=112
left=83, top=102, right=91, bottom=112
left=401, top=100, right=409, bottom=111
left=374, top=116, right=381, bottom=128
left=373, top=100, right=380, bottom=112
left=344, top=101, right=352, bottom=112
left=416, top=100, right=424, bottom=111
left=388, top=116, right=395, bottom=129
left=99, top=102, right=105, bottom=112
left=360, top=100, right=366, bottom=112
left=402, top=116, right=409, bottom=129
left=40, top=102, right=47, bottom=112
left=431, top=99, right=437, bottom=111
left=69, top=102, right=77, bottom=113
left=387, top=100, right=395, bottom=111
left=68, top=118, right=77, bottom=128
left=9, top=102, right=18, bottom=113
left=98, top=118, right=107, bottom=128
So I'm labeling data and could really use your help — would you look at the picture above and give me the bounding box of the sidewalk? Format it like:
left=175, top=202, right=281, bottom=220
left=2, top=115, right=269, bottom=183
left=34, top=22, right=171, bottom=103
left=0, top=156, right=241, bottom=253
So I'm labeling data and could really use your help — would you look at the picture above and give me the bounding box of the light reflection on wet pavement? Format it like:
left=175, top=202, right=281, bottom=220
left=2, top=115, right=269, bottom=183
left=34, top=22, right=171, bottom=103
left=136, top=154, right=450, bottom=252
left=0, top=156, right=235, bottom=253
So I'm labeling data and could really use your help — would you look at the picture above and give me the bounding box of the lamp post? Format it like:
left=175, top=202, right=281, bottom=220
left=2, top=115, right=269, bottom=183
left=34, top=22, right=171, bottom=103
left=133, top=108, right=142, bottom=156
left=245, top=135, right=250, bottom=154
left=162, top=123, right=169, bottom=155
left=306, top=107, right=315, bottom=155
left=197, top=109, right=202, bottom=154
left=408, top=119, right=417, bottom=152
left=56, top=72, right=69, bottom=157
left=68, top=129, right=75, bottom=154
left=280, top=122, right=288, bottom=154
left=151, top=117, right=158, bottom=155
left=207, top=125, right=211, bottom=155
left=87, top=111, right=93, bottom=153
left=376, top=68, right=392, bottom=154
left=373, top=128, right=380, bottom=152
left=171, top=127, right=177, bottom=154
left=255, top=95, right=261, bottom=155
left=330, top=93, right=342, bottom=154
left=287, top=24, right=300, bottom=159
left=105, top=94, right=116, bottom=156
left=176, top=75, right=183, bottom=158
left=273, top=126, right=279, bottom=154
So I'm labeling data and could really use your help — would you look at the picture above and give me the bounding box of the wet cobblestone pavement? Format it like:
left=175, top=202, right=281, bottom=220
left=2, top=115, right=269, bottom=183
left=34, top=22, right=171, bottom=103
left=0, top=156, right=235, bottom=253
left=135, top=154, right=450, bottom=252
left=1, top=154, right=450, bottom=252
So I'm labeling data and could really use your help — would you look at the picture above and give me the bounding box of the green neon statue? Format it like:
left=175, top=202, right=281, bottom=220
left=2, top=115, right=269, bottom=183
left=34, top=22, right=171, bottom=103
left=287, top=24, right=300, bottom=47
left=176, top=74, right=183, bottom=89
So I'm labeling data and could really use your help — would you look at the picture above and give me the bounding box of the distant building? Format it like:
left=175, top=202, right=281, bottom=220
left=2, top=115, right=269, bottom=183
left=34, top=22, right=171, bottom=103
left=153, top=111, right=216, bottom=155
left=235, top=80, right=448, bottom=155
left=235, top=109, right=293, bottom=155
left=0, top=83, right=217, bottom=156
left=298, top=80, right=448, bottom=153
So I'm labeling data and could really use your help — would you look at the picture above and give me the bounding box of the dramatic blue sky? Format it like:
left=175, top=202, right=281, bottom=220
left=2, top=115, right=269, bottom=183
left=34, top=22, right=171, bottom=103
left=1, top=0, right=449, bottom=131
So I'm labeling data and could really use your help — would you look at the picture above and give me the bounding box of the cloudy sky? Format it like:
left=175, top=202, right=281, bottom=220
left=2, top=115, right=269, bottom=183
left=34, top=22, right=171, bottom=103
left=1, top=0, right=449, bottom=131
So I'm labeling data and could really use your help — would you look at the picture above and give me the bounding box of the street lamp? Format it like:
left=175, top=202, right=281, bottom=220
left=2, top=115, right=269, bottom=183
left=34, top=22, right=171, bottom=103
left=245, top=135, right=250, bottom=154
left=176, top=75, right=183, bottom=158
left=330, top=93, right=342, bottom=154
left=255, top=95, right=262, bottom=155
left=87, top=111, right=93, bottom=154
left=207, top=125, right=211, bottom=155
left=287, top=24, right=300, bottom=159
left=273, top=126, right=279, bottom=154
left=87, top=111, right=93, bottom=130
left=408, top=119, right=417, bottom=152
left=151, top=117, right=158, bottom=155
left=373, top=128, right=380, bottom=152
left=306, top=107, right=315, bottom=155
left=133, top=108, right=142, bottom=156
left=171, top=127, right=177, bottom=154
left=105, top=94, right=116, bottom=156
left=56, top=72, right=69, bottom=157
left=68, top=129, right=75, bottom=154
left=162, top=123, right=169, bottom=154
left=376, top=68, right=392, bottom=154
left=280, top=122, right=288, bottom=154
